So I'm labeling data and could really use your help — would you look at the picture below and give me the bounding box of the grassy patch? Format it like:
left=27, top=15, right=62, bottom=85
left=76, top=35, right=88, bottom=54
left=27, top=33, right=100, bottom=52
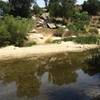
left=62, top=35, right=100, bottom=44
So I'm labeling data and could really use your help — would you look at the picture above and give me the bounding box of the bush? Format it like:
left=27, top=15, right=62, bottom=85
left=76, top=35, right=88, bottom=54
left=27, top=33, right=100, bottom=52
left=0, top=15, right=34, bottom=47
left=62, top=35, right=100, bottom=44
left=0, top=22, right=11, bottom=46
left=74, top=35, right=100, bottom=44
left=67, top=12, right=90, bottom=33
left=88, top=28, right=99, bottom=34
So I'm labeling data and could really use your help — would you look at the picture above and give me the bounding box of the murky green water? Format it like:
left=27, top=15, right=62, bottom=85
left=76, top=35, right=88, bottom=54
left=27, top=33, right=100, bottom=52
left=0, top=50, right=100, bottom=100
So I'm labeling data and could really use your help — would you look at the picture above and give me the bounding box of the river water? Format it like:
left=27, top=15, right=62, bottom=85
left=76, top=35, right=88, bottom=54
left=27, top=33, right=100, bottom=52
left=0, top=50, right=100, bottom=100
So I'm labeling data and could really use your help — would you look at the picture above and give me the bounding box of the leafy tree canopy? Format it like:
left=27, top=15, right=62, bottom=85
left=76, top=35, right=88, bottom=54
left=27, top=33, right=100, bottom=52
left=9, top=0, right=35, bottom=17
left=0, top=0, right=10, bottom=14
left=82, top=0, right=100, bottom=15
left=48, top=0, right=76, bottom=19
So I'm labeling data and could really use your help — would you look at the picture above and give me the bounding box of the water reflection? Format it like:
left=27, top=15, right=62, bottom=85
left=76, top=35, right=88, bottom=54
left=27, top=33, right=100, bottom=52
left=0, top=52, right=99, bottom=100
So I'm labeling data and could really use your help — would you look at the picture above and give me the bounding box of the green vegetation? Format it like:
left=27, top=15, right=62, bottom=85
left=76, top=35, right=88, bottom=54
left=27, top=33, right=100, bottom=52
left=73, top=35, right=100, bottom=44
left=88, top=28, right=99, bottom=35
left=0, top=15, right=34, bottom=47
left=0, top=1, right=10, bottom=15
left=0, top=0, right=100, bottom=47
left=53, top=35, right=100, bottom=44
left=87, top=49, right=100, bottom=67
left=63, top=35, right=100, bottom=44
left=9, top=0, right=34, bottom=18
left=82, top=0, right=100, bottom=15
left=68, top=12, right=90, bottom=33
left=33, top=4, right=43, bottom=16
left=49, top=0, right=76, bottom=19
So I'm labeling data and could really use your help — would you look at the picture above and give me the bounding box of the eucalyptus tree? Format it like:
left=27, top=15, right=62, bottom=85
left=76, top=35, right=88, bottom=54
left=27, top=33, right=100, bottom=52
left=48, top=0, right=76, bottom=19
left=82, top=0, right=100, bottom=15
left=9, top=0, right=35, bottom=17
left=44, top=0, right=48, bottom=8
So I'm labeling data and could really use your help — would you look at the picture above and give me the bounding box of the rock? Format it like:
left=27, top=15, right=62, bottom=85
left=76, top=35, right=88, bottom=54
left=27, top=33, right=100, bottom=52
left=71, top=35, right=77, bottom=38
left=51, top=37, right=62, bottom=41
left=29, top=29, right=37, bottom=33
left=3, top=46, right=18, bottom=50
left=56, top=24, right=66, bottom=28
left=97, top=29, right=100, bottom=34
left=38, top=19, right=44, bottom=24
left=28, top=33, right=44, bottom=41
left=32, top=16, right=36, bottom=20
left=55, top=17, right=63, bottom=22
left=47, top=23, right=56, bottom=29
left=37, top=19, right=46, bottom=27
left=41, top=13, right=49, bottom=20
left=85, top=88, right=100, bottom=99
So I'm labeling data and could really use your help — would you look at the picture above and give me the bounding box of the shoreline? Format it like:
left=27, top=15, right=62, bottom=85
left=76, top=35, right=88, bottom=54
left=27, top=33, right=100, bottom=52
left=0, top=42, right=99, bottom=61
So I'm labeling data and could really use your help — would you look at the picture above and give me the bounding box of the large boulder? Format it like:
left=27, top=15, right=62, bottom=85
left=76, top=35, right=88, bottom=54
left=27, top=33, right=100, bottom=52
left=41, top=13, right=49, bottom=20
left=36, top=19, right=45, bottom=27
left=56, top=24, right=66, bottom=28
left=47, top=23, right=56, bottom=29
left=29, top=29, right=37, bottom=33
left=28, top=33, right=44, bottom=44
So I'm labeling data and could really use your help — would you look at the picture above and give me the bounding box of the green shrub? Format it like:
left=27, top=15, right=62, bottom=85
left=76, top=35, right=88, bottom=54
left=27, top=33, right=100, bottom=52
left=88, top=28, right=99, bottom=34
left=62, top=35, right=100, bottom=44
left=74, top=35, right=100, bottom=44
left=24, top=41, right=37, bottom=47
left=0, top=22, right=11, bottom=46
left=0, top=15, right=34, bottom=47
left=67, top=12, right=90, bottom=33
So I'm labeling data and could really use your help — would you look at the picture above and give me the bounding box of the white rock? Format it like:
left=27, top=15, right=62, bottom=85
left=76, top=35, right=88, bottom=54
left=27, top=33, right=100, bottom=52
left=64, top=28, right=69, bottom=32
left=41, top=13, right=49, bottom=20
left=97, top=29, right=100, bottom=34
left=47, top=23, right=56, bottom=29
left=32, top=16, right=36, bottom=20
left=56, top=24, right=66, bottom=28
left=28, top=33, right=44, bottom=42
left=29, top=29, right=37, bottom=33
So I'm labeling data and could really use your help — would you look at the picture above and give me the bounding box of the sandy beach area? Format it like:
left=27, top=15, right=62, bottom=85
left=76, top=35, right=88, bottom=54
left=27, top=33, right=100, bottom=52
left=0, top=42, right=99, bottom=60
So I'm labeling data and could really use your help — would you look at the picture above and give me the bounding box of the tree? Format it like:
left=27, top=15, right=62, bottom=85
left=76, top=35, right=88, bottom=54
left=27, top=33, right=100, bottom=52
left=44, top=0, right=48, bottom=8
left=82, top=0, right=100, bottom=15
left=0, top=1, right=10, bottom=15
left=9, top=0, right=35, bottom=18
left=48, top=0, right=76, bottom=19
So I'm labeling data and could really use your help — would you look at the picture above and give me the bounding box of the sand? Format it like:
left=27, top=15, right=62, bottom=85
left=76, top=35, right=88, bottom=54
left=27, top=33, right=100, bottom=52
left=0, top=42, right=99, bottom=60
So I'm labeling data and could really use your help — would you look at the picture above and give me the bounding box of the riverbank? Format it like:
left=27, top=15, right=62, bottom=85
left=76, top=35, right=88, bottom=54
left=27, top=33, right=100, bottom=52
left=0, top=42, right=99, bottom=61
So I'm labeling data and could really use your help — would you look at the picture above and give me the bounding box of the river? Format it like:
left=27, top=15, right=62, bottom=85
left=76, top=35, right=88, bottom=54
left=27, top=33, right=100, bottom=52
left=0, top=49, right=100, bottom=100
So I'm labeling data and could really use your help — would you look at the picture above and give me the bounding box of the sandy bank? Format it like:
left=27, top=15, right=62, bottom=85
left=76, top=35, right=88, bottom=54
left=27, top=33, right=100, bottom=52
left=0, top=42, right=99, bottom=60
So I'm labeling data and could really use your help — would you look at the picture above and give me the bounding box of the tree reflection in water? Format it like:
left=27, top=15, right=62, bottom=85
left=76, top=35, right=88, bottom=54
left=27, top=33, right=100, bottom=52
left=0, top=51, right=99, bottom=100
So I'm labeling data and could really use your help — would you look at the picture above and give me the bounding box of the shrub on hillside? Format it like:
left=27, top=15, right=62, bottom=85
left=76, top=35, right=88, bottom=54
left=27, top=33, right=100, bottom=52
left=67, top=12, right=90, bottom=33
left=0, top=15, right=34, bottom=47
